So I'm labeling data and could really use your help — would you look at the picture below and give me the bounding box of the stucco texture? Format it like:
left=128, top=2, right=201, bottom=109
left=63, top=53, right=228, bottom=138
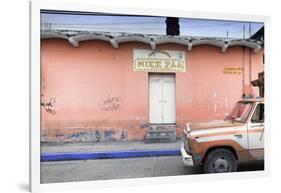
left=41, top=39, right=263, bottom=142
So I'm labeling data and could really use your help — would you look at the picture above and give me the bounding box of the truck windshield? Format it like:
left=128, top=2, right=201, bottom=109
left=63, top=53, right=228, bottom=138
left=226, top=101, right=253, bottom=123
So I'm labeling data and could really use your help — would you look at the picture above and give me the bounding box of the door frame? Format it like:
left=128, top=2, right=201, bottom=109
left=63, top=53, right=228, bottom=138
left=148, top=73, right=176, bottom=125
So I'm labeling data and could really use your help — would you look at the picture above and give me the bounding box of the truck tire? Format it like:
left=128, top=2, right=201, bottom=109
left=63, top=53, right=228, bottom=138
left=204, top=148, right=237, bottom=173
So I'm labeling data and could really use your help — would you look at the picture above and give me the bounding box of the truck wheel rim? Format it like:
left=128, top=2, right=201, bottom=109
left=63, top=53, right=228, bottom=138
left=212, top=157, right=229, bottom=173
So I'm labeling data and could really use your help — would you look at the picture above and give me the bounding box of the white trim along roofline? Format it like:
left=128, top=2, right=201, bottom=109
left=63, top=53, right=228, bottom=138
left=41, top=30, right=263, bottom=53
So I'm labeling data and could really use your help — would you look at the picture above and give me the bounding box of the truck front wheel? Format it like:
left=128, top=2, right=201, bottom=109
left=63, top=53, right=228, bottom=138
left=203, top=148, right=237, bottom=173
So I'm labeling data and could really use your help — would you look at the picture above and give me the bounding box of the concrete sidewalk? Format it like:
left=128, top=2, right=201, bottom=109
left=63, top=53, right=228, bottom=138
left=41, top=140, right=183, bottom=162
left=42, top=140, right=182, bottom=153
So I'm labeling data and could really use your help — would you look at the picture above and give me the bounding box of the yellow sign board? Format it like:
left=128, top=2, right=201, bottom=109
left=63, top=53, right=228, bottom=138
left=223, top=67, right=244, bottom=75
left=133, top=49, right=186, bottom=72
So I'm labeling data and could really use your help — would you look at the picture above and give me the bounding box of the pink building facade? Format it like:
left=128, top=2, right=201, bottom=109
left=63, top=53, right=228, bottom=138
left=41, top=32, right=264, bottom=142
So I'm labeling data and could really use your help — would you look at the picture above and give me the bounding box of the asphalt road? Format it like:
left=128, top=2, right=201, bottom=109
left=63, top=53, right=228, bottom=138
left=41, top=156, right=264, bottom=184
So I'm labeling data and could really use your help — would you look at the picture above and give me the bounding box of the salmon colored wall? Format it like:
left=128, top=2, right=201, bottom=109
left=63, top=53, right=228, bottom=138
left=175, top=46, right=263, bottom=137
left=41, top=39, right=263, bottom=142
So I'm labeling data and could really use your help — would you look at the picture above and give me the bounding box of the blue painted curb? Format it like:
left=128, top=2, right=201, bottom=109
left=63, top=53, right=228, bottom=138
left=41, top=148, right=181, bottom=162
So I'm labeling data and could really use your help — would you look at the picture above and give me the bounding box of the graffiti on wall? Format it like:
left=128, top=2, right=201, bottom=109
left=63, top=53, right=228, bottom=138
left=41, top=129, right=129, bottom=142
left=99, top=96, right=121, bottom=111
left=67, top=130, right=102, bottom=142
left=120, top=130, right=128, bottom=141
left=41, top=95, right=56, bottom=114
left=104, top=130, right=116, bottom=141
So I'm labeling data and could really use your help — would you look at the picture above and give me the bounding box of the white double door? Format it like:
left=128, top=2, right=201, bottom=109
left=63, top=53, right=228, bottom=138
left=149, top=74, right=176, bottom=124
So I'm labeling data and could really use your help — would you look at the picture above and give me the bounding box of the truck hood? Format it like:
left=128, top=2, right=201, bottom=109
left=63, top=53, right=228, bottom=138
left=189, top=120, right=238, bottom=132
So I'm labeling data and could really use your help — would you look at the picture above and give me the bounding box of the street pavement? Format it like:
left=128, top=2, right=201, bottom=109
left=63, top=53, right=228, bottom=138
left=41, top=156, right=264, bottom=184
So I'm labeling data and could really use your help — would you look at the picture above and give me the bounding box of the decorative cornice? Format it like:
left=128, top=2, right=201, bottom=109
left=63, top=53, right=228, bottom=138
left=41, top=30, right=263, bottom=53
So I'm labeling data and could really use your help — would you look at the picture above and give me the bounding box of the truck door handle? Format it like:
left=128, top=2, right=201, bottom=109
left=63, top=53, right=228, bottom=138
left=234, top=134, right=242, bottom=138
left=251, top=124, right=264, bottom=128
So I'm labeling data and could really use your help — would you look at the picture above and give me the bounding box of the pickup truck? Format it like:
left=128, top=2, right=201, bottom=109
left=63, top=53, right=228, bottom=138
left=181, top=97, right=264, bottom=173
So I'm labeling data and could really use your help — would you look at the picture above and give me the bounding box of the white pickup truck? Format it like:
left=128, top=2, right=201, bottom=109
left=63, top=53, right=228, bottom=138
left=181, top=97, right=264, bottom=173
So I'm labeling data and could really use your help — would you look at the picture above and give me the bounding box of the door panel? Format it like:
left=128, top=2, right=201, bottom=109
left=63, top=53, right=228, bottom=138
left=248, top=103, right=264, bottom=160
left=149, top=75, right=162, bottom=124
left=162, top=74, right=176, bottom=124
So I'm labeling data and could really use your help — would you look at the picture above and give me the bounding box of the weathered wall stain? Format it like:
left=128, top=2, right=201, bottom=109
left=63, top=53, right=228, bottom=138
left=99, top=96, right=121, bottom=112
left=140, top=123, right=149, bottom=129
left=95, top=130, right=101, bottom=142
left=104, top=130, right=116, bottom=142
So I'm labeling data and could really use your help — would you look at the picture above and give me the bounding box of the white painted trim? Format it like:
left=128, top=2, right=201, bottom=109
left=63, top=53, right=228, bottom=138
left=40, top=31, right=68, bottom=39
left=150, top=41, right=156, bottom=49
left=228, top=40, right=262, bottom=53
left=191, top=39, right=225, bottom=49
left=115, top=35, right=152, bottom=44
left=110, top=38, right=119, bottom=48
left=154, top=36, right=190, bottom=46
left=69, top=34, right=112, bottom=47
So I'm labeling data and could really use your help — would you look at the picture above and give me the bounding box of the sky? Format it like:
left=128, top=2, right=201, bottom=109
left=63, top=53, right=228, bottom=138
left=41, top=12, right=264, bottom=39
